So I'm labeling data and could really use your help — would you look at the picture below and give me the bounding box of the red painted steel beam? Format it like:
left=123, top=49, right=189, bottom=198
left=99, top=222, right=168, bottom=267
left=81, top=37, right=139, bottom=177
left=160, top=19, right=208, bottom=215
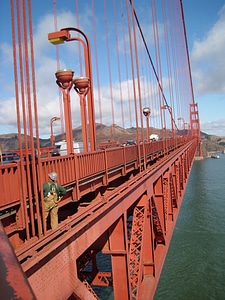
left=109, top=217, right=130, bottom=298
left=0, top=221, right=36, bottom=299
left=9, top=140, right=196, bottom=299
left=0, top=138, right=197, bottom=299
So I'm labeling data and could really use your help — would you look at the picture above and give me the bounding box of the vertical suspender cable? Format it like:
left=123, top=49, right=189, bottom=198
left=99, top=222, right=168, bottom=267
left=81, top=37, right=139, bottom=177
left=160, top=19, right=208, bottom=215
left=10, top=0, right=30, bottom=240
left=113, top=1, right=125, bottom=140
left=17, top=0, right=32, bottom=239
left=168, top=2, right=182, bottom=121
left=130, top=0, right=147, bottom=168
left=27, top=0, right=43, bottom=236
left=139, top=46, right=147, bottom=108
left=162, top=1, right=177, bottom=133
left=151, top=0, right=166, bottom=132
left=120, top=0, right=133, bottom=130
left=91, top=0, right=103, bottom=142
left=53, top=0, right=65, bottom=140
left=180, top=0, right=195, bottom=106
left=103, top=0, right=116, bottom=141
left=21, top=0, right=36, bottom=236
left=75, top=0, right=83, bottom=75
left=128, top=0, right=170, bottom=135
left=126, top=0, right=142, bottom=169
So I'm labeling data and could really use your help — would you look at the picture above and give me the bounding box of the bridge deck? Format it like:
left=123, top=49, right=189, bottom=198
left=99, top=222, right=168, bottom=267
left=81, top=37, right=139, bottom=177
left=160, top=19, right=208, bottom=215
left=0, top=138, right=198, bottom=299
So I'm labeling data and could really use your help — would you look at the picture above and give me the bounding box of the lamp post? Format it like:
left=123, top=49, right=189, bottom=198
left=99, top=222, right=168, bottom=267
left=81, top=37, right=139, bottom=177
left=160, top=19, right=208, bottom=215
left=177, top=117, right=185, bottom=136
left=73, top=76, right=90, bottom=152
left=184, top=122, right=190, bottom=136
left=50, top=116, right=61, bottom=148
left=55, top=69, right=74, bottom=155
left=161, top=105, right=174, bottom=139
left=48, top=27, right=96, bottom=151
left=143, top=107, right=151, bottom=141
left=110, top=123, right=117, bottom=142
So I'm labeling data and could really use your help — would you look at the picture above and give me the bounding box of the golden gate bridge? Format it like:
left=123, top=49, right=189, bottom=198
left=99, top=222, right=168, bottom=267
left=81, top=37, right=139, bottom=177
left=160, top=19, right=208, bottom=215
left=0, top=0, right=202, bottom=299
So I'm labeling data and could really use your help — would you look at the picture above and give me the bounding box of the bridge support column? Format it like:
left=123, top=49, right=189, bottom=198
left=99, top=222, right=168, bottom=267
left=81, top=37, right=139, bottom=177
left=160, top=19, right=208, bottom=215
left=154, top=176, right=166, bottom=238
left=141, top=194, right=155, bottom=277
left=109, top=216, right=130, bottom=300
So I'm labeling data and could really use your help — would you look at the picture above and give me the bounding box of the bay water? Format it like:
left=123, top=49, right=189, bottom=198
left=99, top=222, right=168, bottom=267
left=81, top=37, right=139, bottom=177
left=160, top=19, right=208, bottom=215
left=154, top=153, right=225, bottom=299
left=94, top=153, right=225, bottom=299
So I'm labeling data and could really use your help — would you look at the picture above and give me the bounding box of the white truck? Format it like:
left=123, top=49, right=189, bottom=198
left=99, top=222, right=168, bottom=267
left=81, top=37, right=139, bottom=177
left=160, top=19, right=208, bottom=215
left=52, top=140, right=84, bottom=156
left=150, top=134, right=159, bottom=141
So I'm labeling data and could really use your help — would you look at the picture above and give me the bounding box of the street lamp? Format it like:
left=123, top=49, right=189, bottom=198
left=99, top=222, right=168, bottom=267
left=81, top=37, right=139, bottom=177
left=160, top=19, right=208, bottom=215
left=110, top=123, right=117, bottom=142
left=48, top=27, right=96, bottom=151
left=143, top=107, right=151, bottom=141
left=161, top=105, right=174, bottom=139
left=50, top=116, right=61, bottom=148
left=184, top=122, right=190, bottom=136
left=55, top=69, right=74, bottom=154
left=177, top=117, right=185, bottom=136
left=73, top=76, right=90, bottom=152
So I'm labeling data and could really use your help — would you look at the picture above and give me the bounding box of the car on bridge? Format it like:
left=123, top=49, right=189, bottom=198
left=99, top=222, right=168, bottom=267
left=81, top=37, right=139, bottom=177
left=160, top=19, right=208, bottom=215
left=1, top=152, right=20, bottom=164
left=120, top=140, right=137, bottom=147
left=150, top=134, right=159, bottom=141
left=51, top=141, right=85, bottom=156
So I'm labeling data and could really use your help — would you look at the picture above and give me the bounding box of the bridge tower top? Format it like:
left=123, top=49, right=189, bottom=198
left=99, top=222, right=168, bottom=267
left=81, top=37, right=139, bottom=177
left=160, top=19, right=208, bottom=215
left=190, top=103, right=202, bottom=157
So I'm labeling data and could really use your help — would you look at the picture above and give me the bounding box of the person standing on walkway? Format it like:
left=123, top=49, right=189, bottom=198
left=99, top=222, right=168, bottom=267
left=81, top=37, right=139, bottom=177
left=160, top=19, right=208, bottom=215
left=43, top=172, right=66, bottom=230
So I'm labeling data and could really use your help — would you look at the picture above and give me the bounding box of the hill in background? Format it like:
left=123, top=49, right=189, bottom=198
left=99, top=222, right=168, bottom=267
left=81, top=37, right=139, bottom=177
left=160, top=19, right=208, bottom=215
left=0, top=124, right=224, bottom=157
left=200, top=132, right=225, bottom=156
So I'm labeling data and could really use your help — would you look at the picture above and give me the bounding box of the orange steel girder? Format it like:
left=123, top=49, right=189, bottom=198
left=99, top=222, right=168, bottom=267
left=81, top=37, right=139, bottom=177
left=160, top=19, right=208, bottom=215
left=190, top=103, right=202, bottom=157
left=128, top=196, right=149, bottom=300
left=7, top=140, right=196, bottom=300
left=0, top=222, right=36, bottom=300
left=108, top=217, right=130, bottom=298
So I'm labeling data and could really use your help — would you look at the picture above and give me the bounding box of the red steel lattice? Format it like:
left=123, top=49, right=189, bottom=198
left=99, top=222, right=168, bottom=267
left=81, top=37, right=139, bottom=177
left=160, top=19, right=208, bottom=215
left=0, top=0, right=203, bottom=299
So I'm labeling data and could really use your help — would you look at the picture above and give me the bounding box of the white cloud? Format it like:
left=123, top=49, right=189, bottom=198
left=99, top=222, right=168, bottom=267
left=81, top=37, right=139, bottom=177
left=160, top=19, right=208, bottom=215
left=188, top=4, right=225, bottom=136
left=201, top=119, right=225, bottom=136
left=1, top=2, right=225, bottom=138
left=191, top=4, right=225, bottom=95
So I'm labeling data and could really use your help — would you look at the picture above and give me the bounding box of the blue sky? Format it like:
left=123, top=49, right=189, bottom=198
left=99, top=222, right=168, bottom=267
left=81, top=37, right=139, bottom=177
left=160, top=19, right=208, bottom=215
left=182, top=0, right=225, bottom=136
left=0, top=1, right=225, bottom=137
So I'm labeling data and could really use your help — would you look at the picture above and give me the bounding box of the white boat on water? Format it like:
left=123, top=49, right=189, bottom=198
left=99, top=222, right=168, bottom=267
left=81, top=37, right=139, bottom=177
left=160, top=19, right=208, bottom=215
left=211, top=154, right=220, bottom=159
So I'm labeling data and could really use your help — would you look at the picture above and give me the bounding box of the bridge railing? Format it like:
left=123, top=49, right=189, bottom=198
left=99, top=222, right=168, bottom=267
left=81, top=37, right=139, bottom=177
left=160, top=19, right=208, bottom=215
left=0, top=137, right=194, bottom=246
left=0, top=164, right=22, bottom=209
left=77, top=150, right=106, bottom=179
